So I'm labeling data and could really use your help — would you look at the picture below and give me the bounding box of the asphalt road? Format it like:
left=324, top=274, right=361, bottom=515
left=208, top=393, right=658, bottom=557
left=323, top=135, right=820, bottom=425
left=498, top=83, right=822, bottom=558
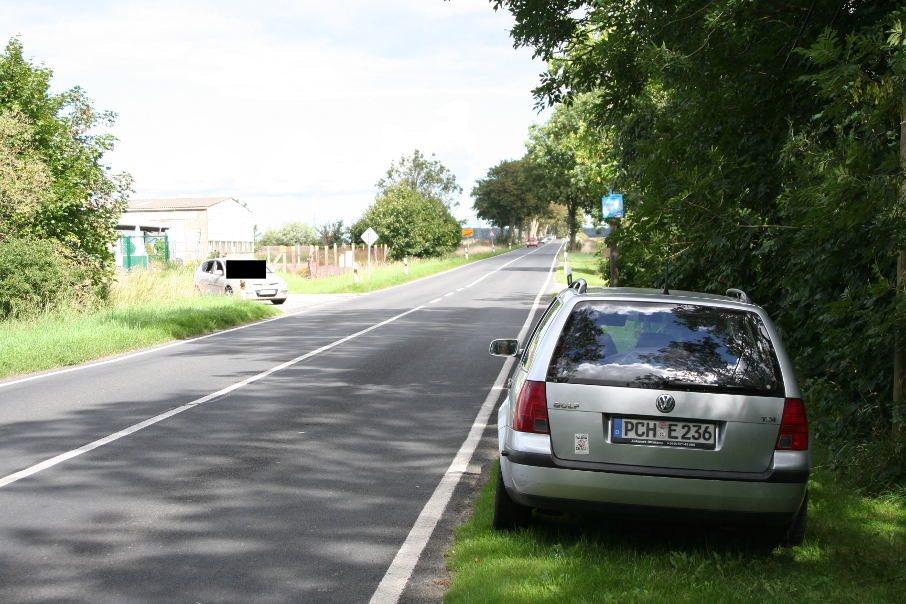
left=0, top=243, right=561, bottom=603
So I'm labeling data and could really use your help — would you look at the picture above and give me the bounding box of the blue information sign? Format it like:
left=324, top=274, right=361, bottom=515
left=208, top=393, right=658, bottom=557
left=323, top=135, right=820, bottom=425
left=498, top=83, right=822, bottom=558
left=602, top=193, right=624, bottom=219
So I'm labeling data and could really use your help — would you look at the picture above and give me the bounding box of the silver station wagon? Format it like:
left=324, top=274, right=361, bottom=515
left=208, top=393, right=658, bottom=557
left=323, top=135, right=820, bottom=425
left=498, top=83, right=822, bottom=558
left=490, top=282, right=809, bottom=546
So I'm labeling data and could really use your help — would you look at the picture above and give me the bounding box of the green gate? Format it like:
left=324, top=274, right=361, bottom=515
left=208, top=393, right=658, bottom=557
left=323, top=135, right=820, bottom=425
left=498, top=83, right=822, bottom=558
left=120, top=234, right=169, bottom=269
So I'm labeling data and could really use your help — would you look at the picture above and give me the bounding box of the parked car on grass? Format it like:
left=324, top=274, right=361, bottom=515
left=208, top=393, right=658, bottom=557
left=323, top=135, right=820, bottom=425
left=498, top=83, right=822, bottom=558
left=194, top=258, right=288, bottom=304
left=489, top=282, right=809, bottom=546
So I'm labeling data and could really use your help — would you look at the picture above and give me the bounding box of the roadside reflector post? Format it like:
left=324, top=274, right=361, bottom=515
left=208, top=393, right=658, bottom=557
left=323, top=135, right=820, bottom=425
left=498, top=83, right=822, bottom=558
left=564, top=251, right=570, bottom=283
left=353, top=265, right=360, bottom=284
left=465, top=245, right=469, bottom=260
left=403, top=257, right=409, bottom=275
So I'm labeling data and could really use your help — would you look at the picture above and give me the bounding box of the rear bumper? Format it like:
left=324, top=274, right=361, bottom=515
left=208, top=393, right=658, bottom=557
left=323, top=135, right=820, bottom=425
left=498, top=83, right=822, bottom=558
left=501, top=451, right=808, bottom=517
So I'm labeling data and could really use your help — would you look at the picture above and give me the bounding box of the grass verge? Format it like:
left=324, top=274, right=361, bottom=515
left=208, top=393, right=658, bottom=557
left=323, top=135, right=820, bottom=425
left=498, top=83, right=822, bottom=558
left=445, top=463, right=906, bottom=603
left=555, top=251, right=607, bottom=287
left=0, top=296, right=278, bottom=380
left=279, top=249, right=512, bottom=294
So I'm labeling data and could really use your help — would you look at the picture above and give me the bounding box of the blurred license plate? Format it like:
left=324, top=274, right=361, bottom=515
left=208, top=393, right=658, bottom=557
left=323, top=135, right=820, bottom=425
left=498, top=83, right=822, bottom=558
left=612, top=417, right=716, bottom=450
left=258, top=289, right=277, bottom=296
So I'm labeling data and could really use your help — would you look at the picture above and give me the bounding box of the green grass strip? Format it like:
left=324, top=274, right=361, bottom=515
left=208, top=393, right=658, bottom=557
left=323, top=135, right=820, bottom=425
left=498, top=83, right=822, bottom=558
left=279, top=249, right=513, bottom=294
left=0, top=297, right=279, bottom=380
left=555, top=251, right=608, bottom=287
left=445, top=463, right=906, bottom=603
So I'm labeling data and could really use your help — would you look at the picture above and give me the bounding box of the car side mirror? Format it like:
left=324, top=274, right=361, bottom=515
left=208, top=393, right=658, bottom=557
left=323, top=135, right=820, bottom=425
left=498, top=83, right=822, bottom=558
left=489, top=339, right=520, bottom=357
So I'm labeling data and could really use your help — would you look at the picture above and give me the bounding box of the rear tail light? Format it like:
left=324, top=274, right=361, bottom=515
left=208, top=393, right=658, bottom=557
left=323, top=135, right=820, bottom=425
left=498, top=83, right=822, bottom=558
left=239, top=279, right=246, bottom=290
left=513, top=380, right=550, bottom=434
left=776, top=397, right=808, bottom=450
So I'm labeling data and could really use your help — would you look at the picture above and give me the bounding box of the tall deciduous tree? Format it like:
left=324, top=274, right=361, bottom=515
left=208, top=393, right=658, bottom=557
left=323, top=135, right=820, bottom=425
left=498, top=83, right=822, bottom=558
left=0, top=38, right=132, bottom=291
left=376, top=149, right=462, bottom=209
left=526, top=93, right=613, bottom=250
left=472, top=158, right=548, bottom=243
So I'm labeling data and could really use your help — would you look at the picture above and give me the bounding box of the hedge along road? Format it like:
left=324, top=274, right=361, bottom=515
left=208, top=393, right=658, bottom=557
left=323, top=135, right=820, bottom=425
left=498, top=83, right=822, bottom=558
left=0, top=242, right=561, bottom=603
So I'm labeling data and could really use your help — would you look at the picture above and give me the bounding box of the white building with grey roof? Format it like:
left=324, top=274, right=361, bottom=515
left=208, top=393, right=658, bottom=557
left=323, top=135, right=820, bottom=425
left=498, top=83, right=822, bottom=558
left=122, top=197, right=254, bottom=262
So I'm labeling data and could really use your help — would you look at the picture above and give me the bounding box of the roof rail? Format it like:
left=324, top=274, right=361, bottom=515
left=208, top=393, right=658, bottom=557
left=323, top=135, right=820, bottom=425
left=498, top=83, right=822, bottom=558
left=570, top=278, right=588, bottom=294
left=725, top=288, right=752, bottom=304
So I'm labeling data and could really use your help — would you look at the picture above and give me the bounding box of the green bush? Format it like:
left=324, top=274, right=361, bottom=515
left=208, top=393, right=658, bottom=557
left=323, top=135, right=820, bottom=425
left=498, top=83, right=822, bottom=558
left=350, top=185, right=461, bottom=260
left=0, top=238, right=88, bottom=320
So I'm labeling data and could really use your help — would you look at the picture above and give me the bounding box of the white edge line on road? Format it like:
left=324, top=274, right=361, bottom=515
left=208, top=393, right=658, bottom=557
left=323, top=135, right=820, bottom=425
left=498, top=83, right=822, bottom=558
left=0, top=305, right=425, bottom=489
left=368, top=242, right=563, bottom=604
left=0, top=247, right=536, bottom=392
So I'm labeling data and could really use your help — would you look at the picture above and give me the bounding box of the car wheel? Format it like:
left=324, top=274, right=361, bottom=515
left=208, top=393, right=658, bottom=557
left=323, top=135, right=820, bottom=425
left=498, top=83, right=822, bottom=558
left=224, top=285, right=233, bottom=296
left=492, top=462, right=532, bottom=530
left=781, top=492, right=808, bottom=547
left=271, top=298, right=286, bottom=305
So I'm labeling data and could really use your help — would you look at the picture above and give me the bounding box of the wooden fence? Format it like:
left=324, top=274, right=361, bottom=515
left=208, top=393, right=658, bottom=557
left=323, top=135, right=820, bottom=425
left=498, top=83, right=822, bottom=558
left=259, top=239, right=504, bottom=279
left=260, top=244, right=390, bottom=278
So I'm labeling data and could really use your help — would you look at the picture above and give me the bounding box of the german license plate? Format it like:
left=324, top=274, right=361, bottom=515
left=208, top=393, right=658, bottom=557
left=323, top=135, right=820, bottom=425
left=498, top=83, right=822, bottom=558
left=612, top=417, right=716, bottom=450
left=257, top=289, right=277, bottom=296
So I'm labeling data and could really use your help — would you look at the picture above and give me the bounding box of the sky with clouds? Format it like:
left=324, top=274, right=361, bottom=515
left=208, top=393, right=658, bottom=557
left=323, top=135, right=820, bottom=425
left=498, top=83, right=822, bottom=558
left=0, top=0, right=549, bottom=230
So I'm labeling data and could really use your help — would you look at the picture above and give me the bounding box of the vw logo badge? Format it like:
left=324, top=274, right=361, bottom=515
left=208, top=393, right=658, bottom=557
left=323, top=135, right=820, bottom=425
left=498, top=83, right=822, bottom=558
left=656, top=394, right=675, bottom=413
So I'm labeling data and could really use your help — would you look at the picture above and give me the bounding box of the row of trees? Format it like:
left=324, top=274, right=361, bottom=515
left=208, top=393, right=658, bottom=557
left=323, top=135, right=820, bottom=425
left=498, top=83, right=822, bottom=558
left=484, top=1, right=905, bottom=488
left=0, top=38, right=132, bottom=317
left=258, top=220, right=347, bottom=247
left=472, top=93, right=609, bottom=249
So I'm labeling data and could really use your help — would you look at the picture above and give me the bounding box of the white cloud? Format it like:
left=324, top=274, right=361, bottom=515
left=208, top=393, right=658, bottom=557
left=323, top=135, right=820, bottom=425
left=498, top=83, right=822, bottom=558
left=0, top=0, right=548, bottom=229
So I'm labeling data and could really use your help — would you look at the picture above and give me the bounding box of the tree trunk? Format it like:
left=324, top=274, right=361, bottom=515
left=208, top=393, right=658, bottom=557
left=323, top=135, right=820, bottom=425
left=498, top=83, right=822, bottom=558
left=893, top=93, right=906, bottom=438
left=566, top=200, right=578, bottom=251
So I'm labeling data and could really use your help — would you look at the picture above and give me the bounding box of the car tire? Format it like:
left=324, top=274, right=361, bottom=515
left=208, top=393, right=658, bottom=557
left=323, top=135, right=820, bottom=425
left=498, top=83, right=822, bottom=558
left=271, top=298, right=286, bottom=305
left=781, top=492, right=808, bottom=547
left=492, top=463, right=532, bottom=530
left=224, top=285, right=233, bottom=296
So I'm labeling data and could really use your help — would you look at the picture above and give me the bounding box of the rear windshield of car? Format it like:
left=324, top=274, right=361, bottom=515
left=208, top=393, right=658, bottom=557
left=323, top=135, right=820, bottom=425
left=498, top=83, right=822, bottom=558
left=546, top=301, right=784, bottom=396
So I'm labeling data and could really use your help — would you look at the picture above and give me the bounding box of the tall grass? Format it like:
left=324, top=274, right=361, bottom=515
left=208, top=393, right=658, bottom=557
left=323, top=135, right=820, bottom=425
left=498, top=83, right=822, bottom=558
left=108, top=262, right=198, bottom=306
left=0, top=264, right=277, bottom=380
